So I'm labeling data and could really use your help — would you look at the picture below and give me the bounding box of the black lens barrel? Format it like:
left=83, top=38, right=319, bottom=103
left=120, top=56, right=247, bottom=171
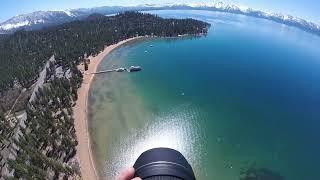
left=133, top=148, right=196, bottom=180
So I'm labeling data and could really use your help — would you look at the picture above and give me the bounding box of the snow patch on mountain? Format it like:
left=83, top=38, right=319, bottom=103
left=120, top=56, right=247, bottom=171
left=0, top=20, right=30, bottom=30
left=62, top=10, right=75, bottom=17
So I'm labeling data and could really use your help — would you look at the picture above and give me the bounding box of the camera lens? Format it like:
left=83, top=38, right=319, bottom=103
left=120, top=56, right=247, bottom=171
left=133, top=148, right=196, bottom=180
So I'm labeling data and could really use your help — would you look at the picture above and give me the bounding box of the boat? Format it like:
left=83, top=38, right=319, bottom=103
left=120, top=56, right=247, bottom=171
left=128, top=66, right=142, bottom=72
left=144, top=50, right=148, bottom=53
left=149, top=44, right=154, bottom=47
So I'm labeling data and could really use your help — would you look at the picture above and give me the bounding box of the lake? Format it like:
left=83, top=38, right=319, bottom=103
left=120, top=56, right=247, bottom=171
left=88, top=10, right=320, bottom=179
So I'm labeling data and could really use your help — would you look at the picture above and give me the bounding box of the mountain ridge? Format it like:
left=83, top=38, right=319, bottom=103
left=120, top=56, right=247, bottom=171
left=0, top=2, right=319, bottom=36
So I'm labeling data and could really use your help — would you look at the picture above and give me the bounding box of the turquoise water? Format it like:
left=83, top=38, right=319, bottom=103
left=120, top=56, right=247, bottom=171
left=89, top=10, right=320, bottom=179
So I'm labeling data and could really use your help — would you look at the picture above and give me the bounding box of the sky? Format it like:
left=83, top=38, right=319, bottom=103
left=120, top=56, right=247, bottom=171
left=0, top=0, right=319, bottom=24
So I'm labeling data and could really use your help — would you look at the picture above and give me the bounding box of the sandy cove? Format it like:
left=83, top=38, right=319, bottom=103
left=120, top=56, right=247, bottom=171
left=73, top=37, right=142, bottom=180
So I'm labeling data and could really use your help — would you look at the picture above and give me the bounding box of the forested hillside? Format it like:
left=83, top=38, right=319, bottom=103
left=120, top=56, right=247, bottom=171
left=0, top=12, right=209, bottom=179
left=0, top=11, right=209, bottom=93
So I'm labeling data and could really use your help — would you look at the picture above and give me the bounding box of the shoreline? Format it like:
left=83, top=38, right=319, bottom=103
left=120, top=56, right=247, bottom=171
left=73, top=37, right=143, bottom=180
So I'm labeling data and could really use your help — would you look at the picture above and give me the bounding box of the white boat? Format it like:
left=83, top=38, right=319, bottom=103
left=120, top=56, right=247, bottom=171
left=128, top=66, right=142, bottom=72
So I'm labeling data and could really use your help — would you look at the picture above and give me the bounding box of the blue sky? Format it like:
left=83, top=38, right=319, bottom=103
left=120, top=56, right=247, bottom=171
left=1, top=0, right=319, bottom=23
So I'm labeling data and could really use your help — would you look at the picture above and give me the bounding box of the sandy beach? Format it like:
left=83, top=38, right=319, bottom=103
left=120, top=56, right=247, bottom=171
left=73, top=37, right=141, bottom=180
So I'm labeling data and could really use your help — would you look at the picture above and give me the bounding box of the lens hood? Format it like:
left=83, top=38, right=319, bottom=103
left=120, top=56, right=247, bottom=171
left=134, top=148, right=196, bottom=180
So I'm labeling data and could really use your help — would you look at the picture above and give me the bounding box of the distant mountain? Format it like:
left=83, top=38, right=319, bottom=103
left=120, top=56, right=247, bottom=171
left=0, top=6, right=146, bottom=33
left=184, top=2, right=320, bottom=36
left=1, top=2, right=319, bottom=36
left=0, top=11, right=83, bottom=33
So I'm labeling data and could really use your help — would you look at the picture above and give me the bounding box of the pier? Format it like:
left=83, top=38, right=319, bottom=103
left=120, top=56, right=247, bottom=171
left=85, top=66, right=142, bottom=75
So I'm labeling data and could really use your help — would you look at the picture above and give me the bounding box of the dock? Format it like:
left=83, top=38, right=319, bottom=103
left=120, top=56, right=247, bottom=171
left=89, top=69, right=115, bottom=74
left=85, top=66, right=142, bottom=75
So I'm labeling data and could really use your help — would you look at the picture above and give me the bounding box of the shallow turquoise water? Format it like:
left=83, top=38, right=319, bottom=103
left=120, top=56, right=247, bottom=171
left=89, top=10, right=320, bottom=179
